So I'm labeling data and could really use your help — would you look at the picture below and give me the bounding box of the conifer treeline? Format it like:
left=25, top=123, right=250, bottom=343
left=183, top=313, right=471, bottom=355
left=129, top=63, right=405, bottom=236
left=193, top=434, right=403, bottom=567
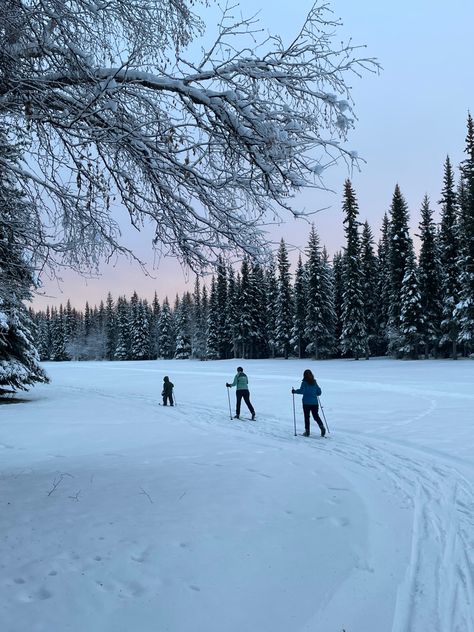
left=31, top=115, right=474, bottom=361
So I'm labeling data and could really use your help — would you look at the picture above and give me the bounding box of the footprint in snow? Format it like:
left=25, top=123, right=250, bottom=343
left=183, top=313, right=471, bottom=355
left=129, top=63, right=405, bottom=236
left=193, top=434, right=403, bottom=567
left=329, top=516, right=350, bottom=528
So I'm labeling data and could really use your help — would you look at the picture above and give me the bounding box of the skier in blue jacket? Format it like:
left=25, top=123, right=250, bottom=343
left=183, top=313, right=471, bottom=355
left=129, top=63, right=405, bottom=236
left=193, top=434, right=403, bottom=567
left=292, top=369, right=325, bottom=437
left=226, top=366, right=256, bottom=420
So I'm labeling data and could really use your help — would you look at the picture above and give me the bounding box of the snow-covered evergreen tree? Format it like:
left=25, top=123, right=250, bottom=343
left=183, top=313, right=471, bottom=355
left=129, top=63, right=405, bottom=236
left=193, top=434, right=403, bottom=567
left=174, top=293, right=192, bottom=359
left=36, top=309, right=52, bottom=361
left=387, top=185, right=413, bottom=355
left=320, top=247, right=337, bottom=356
left=191, top=278, right=206, bottom=360
left=236, top=258, right=255, bottom=358
left=360, top=222, right=379, bottom=357
left=454, top=114, right=474, bottom=355
left=332, top=251, right=343, bottom=357
left=305, top=226, right=335, bottom=358
left=104, top=293, right=116, bottom=360
left=417, top=195, right=442, bottom=357
left=226, top=267, right=239, bottom=360
left=291, top=255, right=308, bottom=358
left=340, top=180, right=367, bottom=359
left=0, top=125, right=48, bottom=390
left=376, top=213, right=391, bottom=355
left=50, top=306, right=69, bottom=361
left=216, top=259, right=232, bottom=359
left=114, top=296, right=131, bottom=360
left=158, top=298, right=175, bottom=359
left=250, top=261, right=269, bottom=358
left=130, top=295, right=150, bottom=360
left=264, top=260, right=278, bottom=358
left=275, top=239, right=293, bottom=359
left=200, top=284, right=210, bottom=359
left=206, top=278, right=220, bottom=360
left=438, top=156, right=460, bottom=358
left=398, top=251, right=423, bottom=359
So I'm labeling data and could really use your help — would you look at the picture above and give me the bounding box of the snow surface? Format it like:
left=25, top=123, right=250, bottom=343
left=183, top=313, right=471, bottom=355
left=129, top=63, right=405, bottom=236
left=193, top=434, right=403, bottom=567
left=1, top=358, right=473, bottom=632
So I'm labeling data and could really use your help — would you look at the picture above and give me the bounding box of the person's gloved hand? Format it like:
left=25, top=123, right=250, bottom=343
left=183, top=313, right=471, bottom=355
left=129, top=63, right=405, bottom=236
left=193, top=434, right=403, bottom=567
left=226, top=383, right=231, bottom=388
left=291, top=388, right=296, bottom=394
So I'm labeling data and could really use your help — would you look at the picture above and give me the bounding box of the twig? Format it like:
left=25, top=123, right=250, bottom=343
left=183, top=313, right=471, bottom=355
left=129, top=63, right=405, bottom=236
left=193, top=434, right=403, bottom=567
left=47, top=472, right=73, bottom=497
left=139, top=487, right=153, bottom=504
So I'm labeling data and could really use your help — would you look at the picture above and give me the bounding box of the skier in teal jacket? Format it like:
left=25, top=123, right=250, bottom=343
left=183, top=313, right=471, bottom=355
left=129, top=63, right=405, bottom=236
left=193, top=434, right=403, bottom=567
left=226, top=367, right=256, bottom=420
left=292, top=369, right=325, bottom=437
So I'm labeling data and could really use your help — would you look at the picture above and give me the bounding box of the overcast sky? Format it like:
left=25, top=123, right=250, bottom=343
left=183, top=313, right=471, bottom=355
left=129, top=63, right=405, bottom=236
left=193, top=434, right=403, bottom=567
left=33, top=0, right=474, bottom=310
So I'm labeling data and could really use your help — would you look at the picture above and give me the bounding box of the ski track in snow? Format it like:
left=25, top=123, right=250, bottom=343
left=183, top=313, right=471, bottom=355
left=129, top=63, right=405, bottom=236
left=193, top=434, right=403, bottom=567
left=54, top=377, right=474, bottom=632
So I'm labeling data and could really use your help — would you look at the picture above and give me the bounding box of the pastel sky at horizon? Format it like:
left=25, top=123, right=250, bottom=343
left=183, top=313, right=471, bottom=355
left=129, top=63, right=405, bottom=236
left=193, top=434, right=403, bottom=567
left=32, top=0, right=474, bottom=311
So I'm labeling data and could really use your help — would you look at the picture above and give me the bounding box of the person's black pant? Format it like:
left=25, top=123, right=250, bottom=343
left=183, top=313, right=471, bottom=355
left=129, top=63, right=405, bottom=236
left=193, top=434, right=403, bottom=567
left=303, top=404, right=324, bottom=434
left=163, top=393, right=174, bottom=406
left=236, top=389, right=255, bottom=417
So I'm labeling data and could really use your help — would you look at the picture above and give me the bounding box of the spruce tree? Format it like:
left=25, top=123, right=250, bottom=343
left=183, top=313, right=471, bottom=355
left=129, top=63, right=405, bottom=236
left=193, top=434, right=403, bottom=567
left=291, top=255, right=308, bottom=358
left=360, top=222, right=379, bottom=357
left=376, top=213, right=391, bottom=355
left=206, top=278, right=220, bottom=360
left=226, top=267, right=239, bottom=359
left=50, top=305, right=69, bottom=361
left=237, top=258, right=254, bottom=358
left=0, top=124, right=48, bottom=390
left=320, top=247, right=337, bottom=356
left=305, top=226, right=335, bottom=358
left=191, top=277, right=206, bottom=360
left=130, top=295, right=150, bottom=360
left=264, top=260, right=278, bottom=358
left=398, top=251, right=423, bottom=359
left=105, top=292, right=116, bottom=360
left=438, top=156, right=460, bottom=358
left=216, top=258, right=232, bottom=358
left=158, top=298, right=175, bottom=359
left=387, top=185, right=413, bottom=355
left=454, top=114, right=474, bottom=354
left=275, top=239, right=293, bottom=359
left=332, top=251, right=344, bottom=357
left=174, top=292, right=192, bottom=359
left=417, top=195, right=442, bottom=357
left=114, top=296, right=131, bottom=360
left=340, top=180, right=367, bottom=360
left=250, top=261, right=269, bottom=358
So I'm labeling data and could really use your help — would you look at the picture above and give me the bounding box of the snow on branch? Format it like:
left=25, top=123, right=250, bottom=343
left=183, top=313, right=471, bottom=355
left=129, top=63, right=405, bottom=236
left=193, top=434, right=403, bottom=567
left=0, top=0, right=379, bottom=271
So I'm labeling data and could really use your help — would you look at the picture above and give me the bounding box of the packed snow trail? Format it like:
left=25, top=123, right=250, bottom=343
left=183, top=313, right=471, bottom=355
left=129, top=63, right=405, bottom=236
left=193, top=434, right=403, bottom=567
left=2, top=358, right=473, bottom=631
left=46, top=364, right=474, bottom=631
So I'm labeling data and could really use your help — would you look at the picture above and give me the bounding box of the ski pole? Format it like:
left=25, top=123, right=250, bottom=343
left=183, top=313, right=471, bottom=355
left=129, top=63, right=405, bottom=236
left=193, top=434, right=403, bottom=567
left=318, top=396, right=330, bottom=433
left=173, top=389, right=177, bottom=406
left=226, top=386, right=232, bottom=420
left=292, top=390, right=297, bottom=436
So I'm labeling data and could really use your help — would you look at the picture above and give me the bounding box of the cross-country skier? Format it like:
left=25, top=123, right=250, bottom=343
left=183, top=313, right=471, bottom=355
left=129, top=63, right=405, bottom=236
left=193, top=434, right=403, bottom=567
left=292, top=369, right=325, bottom=437
left=162, top=376, right=174, bottom=406
left=226, top=367, right=256, bottom=420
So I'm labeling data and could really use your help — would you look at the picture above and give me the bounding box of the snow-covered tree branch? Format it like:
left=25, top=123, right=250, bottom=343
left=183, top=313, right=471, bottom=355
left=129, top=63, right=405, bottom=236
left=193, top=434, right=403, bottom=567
left=0, top=0, right=378, bottom=272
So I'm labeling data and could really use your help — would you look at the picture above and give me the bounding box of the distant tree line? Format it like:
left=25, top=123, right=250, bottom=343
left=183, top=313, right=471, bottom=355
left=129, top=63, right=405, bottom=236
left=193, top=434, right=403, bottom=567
left=30, top=114, right=474, bottom=362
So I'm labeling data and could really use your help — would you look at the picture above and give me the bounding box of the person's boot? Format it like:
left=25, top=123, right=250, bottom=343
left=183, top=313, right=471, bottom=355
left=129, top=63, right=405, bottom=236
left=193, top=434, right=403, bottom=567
left=320, top=424, right=326, bottom=437
left=302, top=431, right=310, bottom=437
left=234, top=415, right=240, bottom=419
left=251, top=413, right=256, bottom=420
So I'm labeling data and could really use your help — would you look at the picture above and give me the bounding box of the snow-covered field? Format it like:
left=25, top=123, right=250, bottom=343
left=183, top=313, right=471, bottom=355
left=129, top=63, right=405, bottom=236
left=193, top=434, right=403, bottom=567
left=1, top=358, right=473, bottom=632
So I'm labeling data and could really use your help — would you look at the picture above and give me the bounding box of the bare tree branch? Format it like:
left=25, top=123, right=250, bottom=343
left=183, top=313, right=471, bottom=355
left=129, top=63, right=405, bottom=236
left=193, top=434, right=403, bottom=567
left=0, top=0, right=379, bottom=274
